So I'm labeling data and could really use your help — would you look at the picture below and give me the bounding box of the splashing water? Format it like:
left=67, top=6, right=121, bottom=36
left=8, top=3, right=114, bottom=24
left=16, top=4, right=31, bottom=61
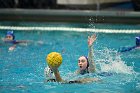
left=0, top=23, right=139, bottom=93
left=95, top=48, right=134, bottom=74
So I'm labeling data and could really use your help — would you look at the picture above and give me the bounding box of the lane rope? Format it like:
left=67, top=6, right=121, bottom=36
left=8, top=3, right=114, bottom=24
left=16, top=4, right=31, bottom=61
left=0, top=26, right=140, bottom=33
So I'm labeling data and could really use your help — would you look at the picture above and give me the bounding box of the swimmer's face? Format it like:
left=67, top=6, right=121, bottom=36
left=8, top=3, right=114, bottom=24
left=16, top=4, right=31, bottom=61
left=5, top=35, right=14, bottom=41
left=78, top=56, right=88, bottom=70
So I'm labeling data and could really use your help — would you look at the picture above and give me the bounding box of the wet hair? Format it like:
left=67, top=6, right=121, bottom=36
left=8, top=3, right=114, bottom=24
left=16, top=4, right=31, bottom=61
left=79, top=56, right=89, bottom=75
left=83, top=56, right=89, bottom=68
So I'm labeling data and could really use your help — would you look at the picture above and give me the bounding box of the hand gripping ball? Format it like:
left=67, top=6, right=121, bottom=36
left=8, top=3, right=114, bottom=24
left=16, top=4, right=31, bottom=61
left=46, top=52, right=62, bottom=67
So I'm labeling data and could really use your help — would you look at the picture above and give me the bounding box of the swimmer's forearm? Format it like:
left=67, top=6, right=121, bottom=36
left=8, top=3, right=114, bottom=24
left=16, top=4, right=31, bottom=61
left=88, top=45, right=94, bottom=62
left=53, top=69, right=63, bottom=82
left=88, top=45, right=96, bottom=72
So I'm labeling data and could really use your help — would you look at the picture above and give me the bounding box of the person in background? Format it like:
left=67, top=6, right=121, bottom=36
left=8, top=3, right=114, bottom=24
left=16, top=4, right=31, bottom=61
left=45, top=34, right=100, bottom=83
left=135, top=36, right=140, bottom=48
left=3, top=30, right=28, bottom=51
left=119, top=36, right=140, bottom=52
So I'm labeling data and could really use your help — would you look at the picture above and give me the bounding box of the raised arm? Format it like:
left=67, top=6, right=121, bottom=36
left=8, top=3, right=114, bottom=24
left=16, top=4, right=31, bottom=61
left=49, top=66, right=63, bottom=82
left=88, top=34, right=97, bottom=72
left=53, top=69, right=63, bottom=82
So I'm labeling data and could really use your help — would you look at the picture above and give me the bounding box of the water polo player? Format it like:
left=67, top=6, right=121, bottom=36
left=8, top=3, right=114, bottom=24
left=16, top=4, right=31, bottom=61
left=4, top=31, right=16, bottom=43
left=136, top=36, right=140, bottom=47
left=119, top=36, right=140, bottom=52
left=75, top=34, right=96, bottom=75
left=3, top=31, right=29, bottom=51
left=44, top=34, right=99, bottom=83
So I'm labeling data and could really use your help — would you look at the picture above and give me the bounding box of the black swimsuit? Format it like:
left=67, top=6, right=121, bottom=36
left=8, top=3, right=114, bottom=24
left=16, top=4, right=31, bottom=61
left=79, top=68, right=89, bottom=75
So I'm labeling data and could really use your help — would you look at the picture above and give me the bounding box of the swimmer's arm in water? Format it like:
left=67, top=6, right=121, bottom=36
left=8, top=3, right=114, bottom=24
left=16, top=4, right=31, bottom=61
left=74, top=77, right=100, bottom=83
left=88, top=34, right=97, bottom=73
left=46, top=77, right=100, bottom=84
left=9, top=44, right=16, bottom=51
left=46, top=67, right=100, bottom=84
left=15, top=40, right=31, bottom=44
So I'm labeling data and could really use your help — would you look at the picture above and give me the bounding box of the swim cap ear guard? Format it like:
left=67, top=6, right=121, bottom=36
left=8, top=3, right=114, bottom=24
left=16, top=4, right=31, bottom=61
left=6, top=31, right=15, bottom=40
left=136, top=36, right=140, bottom=46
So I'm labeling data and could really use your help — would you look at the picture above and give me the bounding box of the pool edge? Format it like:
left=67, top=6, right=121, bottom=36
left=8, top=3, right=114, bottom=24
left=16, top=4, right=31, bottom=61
left=0, top=9, right=140, bottom=24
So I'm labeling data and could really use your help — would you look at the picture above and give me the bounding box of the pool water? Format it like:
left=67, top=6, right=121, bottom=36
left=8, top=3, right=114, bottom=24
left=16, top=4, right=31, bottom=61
left=0, top=22, right=140, bottom=93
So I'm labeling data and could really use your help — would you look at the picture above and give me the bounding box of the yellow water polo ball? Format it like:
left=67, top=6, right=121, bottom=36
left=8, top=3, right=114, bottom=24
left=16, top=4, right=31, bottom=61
left=46, top=52, right=62, bottom=67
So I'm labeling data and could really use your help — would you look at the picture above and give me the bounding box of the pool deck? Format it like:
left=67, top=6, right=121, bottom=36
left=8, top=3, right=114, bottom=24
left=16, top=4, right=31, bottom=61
left=0, top=9, right=140, bottom=24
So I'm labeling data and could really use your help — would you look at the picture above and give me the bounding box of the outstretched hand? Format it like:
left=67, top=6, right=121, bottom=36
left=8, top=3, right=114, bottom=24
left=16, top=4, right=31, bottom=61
left=88, top=34, right=97, bottom=47
left=8, top=45, right=16, bottom=51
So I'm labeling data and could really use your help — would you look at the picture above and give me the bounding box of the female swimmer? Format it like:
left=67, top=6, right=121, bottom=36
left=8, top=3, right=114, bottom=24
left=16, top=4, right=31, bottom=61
left=3, top=31, right=29, bottom=51
left=119, top=36, right=140, bottom=52
left=44, top=34, right=100, bottom=83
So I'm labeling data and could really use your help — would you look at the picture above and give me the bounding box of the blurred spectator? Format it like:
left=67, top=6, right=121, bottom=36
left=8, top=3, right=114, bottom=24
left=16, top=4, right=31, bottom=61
left=0, top=0, right=15, bottom=8
left=18, top=0, right=56, bottom=9
left=18, top=0, right=34, bottom=8
left=131, top=0, right=140, bottom=11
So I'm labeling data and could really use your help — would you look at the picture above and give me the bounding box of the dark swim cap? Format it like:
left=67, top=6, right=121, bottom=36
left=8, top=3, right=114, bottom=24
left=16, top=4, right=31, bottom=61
left=84, top=56, right=89, bottom=68
left=6, top=31, right=15, bottom=40
left=136, top=36, right=140, bottom=46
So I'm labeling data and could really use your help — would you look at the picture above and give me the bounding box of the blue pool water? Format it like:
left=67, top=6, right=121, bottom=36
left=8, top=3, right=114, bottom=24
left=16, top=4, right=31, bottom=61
left=0, top=22, right=140, bottom=93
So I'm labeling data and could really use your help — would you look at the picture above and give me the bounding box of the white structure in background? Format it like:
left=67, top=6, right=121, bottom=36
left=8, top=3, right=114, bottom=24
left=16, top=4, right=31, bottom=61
left=57, top=0, right=130, bottom=5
